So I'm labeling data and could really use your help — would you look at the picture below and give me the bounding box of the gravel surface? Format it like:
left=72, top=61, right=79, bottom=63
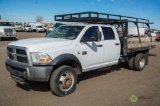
left=0, top=32, right=160, bottom=106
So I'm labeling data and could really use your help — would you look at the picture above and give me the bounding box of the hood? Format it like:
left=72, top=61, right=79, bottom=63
left=0, top=26, right=14, bottom=28
left=8, top=37, right=73, bottom=52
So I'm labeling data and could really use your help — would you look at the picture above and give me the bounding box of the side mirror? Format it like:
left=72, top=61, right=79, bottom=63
left=97, top=31, right=101, bottom=42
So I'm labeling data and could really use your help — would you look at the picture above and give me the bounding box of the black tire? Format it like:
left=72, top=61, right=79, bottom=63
left=50, top=65, right=77, bottom=96
left=134, top=53, right=145, bottom=71
left=11, top=37, right=17, bottom=40
left=128, top=55, right=135, bottom=70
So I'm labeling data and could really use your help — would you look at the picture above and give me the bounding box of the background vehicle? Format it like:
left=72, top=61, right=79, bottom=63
left=5, top=12, right=155, bottom=96
left=32, top=23, right=44, bottom=32
left=156, top=31, right=160, bottom=41
left=14, top=22, right=23, bottom=31
left=128, top=27, right=146, bottom=36
left=24, top=25, right=33, bottom=32
left=0, top=20, right=17, bottom=40
left=48, top=26, right=55, bottom=31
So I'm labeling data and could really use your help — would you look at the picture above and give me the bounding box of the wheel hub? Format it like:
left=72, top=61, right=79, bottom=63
left=59, top=72, right=74, bottom=91
left=62, top=76, right=72, bottom=89
left=139, top=58, right=145, bottom=68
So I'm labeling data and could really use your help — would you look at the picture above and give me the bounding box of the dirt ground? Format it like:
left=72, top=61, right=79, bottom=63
left=0, top=32, right=160, bottom=106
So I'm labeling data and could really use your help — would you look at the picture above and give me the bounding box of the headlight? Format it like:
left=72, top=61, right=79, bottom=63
left=31, top=53, right=51, bottom=64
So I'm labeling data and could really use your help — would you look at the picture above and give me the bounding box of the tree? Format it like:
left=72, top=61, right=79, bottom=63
left=35, top=16, right=43, bottom=23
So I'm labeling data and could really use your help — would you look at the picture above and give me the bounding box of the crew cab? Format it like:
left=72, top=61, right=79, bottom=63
left=5, top=12, right=155, bottom=96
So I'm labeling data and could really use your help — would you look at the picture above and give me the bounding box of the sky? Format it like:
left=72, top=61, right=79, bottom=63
left=0, top=0, right=160, bottom=29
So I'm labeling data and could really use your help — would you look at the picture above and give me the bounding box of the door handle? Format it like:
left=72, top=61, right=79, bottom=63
left=82, top=51, right=87, bottom=55
left=97, top=45, right=103, bottom=47
left=115, top=43, right=119, bottom=45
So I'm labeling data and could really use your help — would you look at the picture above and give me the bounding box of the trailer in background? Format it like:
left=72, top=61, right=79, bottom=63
left=128, top=27, right=145, bottom=36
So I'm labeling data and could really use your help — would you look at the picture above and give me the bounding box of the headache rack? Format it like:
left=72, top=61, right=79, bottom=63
left=55, top=12, right=154, bottom=58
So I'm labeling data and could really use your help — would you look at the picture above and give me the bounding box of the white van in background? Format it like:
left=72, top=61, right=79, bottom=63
left=32, top=23, right=44, bottom=32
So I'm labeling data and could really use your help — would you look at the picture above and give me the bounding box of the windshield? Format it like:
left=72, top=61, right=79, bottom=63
left=0, top=22, right=11, bottom=26
left=37, top=26, right=43, bottom=28
left=46, top=26, right=85, bottom=40
left=26, top=25, right=31, bottom=27
left=15, top=24, right=21, bottom=26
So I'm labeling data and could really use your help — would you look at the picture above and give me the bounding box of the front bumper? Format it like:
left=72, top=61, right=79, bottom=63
left=38, top=29, right=44, bottom=32
left=0, top=34, right=16, bottom=37
left=5, top=59, right=53, bottom=84
left=26, top=29, right=33, bottom=31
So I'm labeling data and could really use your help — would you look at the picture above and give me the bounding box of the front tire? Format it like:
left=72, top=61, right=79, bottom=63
left=12, top=37, right=16, bottom=40
left=134, top=53, right=145, bottom=71
left=50, top=65, right=77, bottom=96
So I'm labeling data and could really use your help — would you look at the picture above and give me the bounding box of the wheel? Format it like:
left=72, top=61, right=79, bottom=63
left=11, top=37, right=17, bottom=40
left=128, top=55, right=135, bottom=70
left=134, top=53, right=145, bottom=71
left=50, top=65, right=77, bottom=96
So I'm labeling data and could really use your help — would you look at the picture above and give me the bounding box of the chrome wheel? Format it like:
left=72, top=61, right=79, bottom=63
left=50, top=65, right=77, bottom=96
left=134, top=53, right=146, bottom=71
left=59, top=72, right=74, bottom=92
left=139, top=58, right=145, bottom=69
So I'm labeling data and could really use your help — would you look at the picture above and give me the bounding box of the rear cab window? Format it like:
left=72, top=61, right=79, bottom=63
left=101, top=27, right=115, bottom=40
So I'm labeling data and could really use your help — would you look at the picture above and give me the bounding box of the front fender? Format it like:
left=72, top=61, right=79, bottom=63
left=50, top=54, right=82, bottom=71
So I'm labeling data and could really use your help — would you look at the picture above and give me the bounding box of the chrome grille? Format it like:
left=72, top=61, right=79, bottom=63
left=7, top=46, right=29, bottom=65
left=4, top=28, right=13, bottom=34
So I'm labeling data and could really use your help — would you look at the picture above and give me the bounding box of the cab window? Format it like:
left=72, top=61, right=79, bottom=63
left=102, top=27, right=115, bottom=40
left=81, top=26, right=99, bottom=41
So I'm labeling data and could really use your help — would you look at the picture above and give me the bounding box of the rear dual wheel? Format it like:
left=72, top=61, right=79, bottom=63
left=128, top=53, right=146, bottom=71
left=134, top=53, right=146, bottom=71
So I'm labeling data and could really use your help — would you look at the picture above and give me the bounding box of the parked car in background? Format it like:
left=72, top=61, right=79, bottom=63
left=14, top=22, right=23, bottom=32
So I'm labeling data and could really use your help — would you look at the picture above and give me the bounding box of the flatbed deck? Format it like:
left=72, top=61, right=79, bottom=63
left=127, top=37, right=155, bottom=49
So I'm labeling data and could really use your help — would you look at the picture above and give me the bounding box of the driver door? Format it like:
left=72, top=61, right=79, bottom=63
left=79, top=26, right=104, bottom=72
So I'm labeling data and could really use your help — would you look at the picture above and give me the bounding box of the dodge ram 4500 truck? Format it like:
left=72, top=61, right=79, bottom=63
left=5, top=12, right=155, bottom=96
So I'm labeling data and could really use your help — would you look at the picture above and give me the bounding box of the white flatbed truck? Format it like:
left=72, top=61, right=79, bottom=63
left=5, top=12, right=155, bottom=96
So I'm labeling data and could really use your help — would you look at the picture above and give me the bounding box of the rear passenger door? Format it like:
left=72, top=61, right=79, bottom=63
left=101, top=26, right=120, bottom=66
